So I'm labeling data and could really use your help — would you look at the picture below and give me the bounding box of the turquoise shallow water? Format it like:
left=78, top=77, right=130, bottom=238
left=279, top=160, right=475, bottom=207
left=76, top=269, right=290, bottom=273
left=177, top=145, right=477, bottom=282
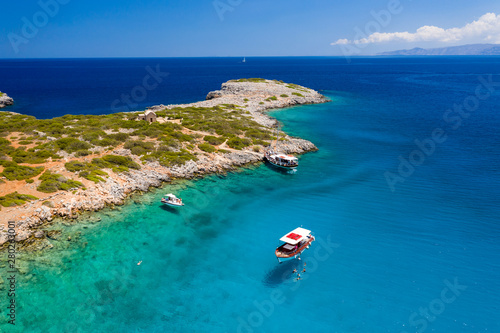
left=1, top=58, right=500, bottom=332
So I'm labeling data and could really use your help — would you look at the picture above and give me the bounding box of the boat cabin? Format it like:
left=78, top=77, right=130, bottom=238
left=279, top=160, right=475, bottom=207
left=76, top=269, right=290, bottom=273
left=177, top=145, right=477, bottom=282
left=265, top=150, right=298, bottom=168
left=161, top=193, right=184, bottom=207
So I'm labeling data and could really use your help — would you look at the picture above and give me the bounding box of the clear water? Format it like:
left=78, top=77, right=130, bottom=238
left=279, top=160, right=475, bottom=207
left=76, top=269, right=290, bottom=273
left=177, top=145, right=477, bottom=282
left=1, top=57, right=499, bottom=332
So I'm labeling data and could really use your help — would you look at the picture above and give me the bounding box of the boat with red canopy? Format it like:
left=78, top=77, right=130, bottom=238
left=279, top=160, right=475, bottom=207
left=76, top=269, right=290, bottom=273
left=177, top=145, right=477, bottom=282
left=275, top=227, right=315, bottom=263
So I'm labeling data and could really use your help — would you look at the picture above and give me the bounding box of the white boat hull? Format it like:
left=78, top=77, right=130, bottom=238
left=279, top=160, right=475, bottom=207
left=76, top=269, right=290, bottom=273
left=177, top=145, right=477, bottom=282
left=275, top=235, right=314, bottom=263
left=163, top=202, right=183, bottom=207
left=277, top=254, right=301, bottom=263
left=265, top=158, right=298, bottom=169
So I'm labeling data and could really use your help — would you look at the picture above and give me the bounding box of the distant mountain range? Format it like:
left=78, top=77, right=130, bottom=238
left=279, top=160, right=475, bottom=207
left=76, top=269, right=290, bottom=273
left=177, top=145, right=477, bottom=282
left=378, top=44, right=500, bottom=56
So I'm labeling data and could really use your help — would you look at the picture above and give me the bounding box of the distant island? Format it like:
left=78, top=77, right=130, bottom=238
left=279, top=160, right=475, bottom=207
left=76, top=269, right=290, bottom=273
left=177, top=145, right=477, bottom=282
left=0, top=79, right=328, bottom=250
left=378, top=44, right=500, bottom=56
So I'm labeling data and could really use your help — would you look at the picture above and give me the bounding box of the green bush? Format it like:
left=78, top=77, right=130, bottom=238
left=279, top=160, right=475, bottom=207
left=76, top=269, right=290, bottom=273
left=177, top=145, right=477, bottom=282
left=245, top=129, right=272, bottom=140
left=55, top=138, right=91, bottom=152
left=0, top=163, right=44, bottom=180
left=90, top=158, right=111, bottom=169
left=198, top=143, right=216, bottom=153
left=82, top=131, right=104, bottom=142
left=79, top=170, right=107, bottom=183
left=102, top=155, right=140, bottom=169
left=75, top=150, right=91, bottom=157
left=227, top=137, right=251, bottom=150
left=252, top=139, right=270, bottom=146
left=130, top=146, right=146, bottom=155
left=108, top=132, right=129, bottom=142
left=124, top=140, right=155, bottom=156
left=280, top=94, right=289, bottom=97
left=0, top=192, right=38, bottom=207
left=42, top=200, right=54, bottom=208
left=0, top=137, right=13, bottom=153
left=64, top=161, right=88, bottom=172
left=7, top=145, right=59, bottom=164
left=26, top=179, right=34, bottom=184
left=90, top=138, right=118, bottom=147
left=37, top=171, right=83, bottom=193
left=70, top=157, right=125, bottom=176
left=65, top=160, right=109, bottom=183
left=171, top=132, right=194, bottom=142
left=292, top=92, right=304, bottom=97
left=159, top=136, right=181, bottom=150
left=203, top=135, right=225, bottom=145
left=144, top=150, right=197, bottom=167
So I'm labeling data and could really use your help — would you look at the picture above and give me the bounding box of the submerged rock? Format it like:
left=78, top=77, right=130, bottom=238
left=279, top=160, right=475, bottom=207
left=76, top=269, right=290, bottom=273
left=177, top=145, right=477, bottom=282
left=47, top=230, right=62, bottom=240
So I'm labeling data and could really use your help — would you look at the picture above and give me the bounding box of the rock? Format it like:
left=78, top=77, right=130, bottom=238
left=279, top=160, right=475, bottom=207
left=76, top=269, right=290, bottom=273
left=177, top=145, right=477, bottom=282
left=47, top=230, right=62, bottom=240
left=0, top=92, right=14, bottom=108
left=34, top=230, right=45, bottom=238
left=17, top=261, right=30, bottom=275
left=206, top=91, right=222, bottom=100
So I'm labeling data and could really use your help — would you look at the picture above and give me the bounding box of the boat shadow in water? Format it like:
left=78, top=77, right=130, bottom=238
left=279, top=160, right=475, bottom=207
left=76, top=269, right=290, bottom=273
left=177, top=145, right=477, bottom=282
left=159, top=205, right=181, bottom=215
left=262, top=260, right=301, bottom=287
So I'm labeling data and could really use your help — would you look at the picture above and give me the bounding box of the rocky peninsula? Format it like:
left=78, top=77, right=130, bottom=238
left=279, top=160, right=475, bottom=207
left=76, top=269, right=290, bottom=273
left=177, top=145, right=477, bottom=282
left=0, top=92, right=14, bottom=108
left=0, top=79, right=328, bottom=248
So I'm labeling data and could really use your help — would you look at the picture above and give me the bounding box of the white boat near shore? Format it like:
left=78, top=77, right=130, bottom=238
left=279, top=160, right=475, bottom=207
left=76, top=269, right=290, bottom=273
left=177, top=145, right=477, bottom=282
left=264, top=125, right=299, bottom=169
left=161, top=193, right=184, bottom=207
left=264, top=150, right=298, bottom=169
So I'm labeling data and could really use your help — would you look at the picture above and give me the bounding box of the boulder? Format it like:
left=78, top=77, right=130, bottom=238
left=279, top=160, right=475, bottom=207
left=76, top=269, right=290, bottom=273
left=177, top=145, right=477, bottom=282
left=0, top=92, right=14, bottom=108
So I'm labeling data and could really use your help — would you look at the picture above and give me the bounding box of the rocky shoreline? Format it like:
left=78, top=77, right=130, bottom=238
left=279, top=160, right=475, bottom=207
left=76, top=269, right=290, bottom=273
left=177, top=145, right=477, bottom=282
left=0, top=79, right=328, bottom=249
left=0, top=92, right=14, bottom=108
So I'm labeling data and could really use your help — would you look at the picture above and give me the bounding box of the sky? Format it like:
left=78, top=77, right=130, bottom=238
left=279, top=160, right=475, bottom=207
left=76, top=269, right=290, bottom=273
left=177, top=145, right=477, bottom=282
left=0, top=0, right=499, bottom=58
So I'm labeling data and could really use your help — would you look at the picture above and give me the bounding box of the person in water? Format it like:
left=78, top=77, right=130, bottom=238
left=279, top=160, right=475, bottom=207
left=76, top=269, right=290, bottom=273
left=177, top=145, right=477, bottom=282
left=292, top=269, right=297, bottom=273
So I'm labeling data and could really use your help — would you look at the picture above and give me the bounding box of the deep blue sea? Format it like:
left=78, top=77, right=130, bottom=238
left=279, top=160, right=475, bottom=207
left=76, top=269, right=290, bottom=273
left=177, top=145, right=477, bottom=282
left=1, top=57, right=499, bottom=333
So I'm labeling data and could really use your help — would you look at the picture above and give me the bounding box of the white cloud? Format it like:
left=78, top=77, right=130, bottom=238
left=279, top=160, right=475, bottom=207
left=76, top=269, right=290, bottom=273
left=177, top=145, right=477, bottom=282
left=331, top=12, right=500, bottom=45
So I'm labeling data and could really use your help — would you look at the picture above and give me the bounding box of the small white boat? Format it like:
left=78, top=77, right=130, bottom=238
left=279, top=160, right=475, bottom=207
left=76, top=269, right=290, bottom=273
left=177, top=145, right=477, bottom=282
left=242, top=57, right=246, bottom=63
left=275, top=227, right=315, bottom=263
left=161, top=193, right=184, bottom=207
left=264, top=150, right=298, bottom=169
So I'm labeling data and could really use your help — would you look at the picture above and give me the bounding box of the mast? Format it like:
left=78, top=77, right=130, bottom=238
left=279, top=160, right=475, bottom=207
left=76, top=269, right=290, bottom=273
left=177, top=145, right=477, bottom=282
left=269, top=123, right=280, bottom=150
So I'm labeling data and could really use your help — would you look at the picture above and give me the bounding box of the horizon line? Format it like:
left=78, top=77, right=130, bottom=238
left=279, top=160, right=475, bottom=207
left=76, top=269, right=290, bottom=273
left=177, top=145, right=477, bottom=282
left=2, top=55, right=500, bottom=60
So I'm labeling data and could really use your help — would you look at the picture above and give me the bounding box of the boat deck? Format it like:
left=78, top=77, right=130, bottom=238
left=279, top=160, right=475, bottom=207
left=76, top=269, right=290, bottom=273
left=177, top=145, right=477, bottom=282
left=275, top=236, right=315, bottom=258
